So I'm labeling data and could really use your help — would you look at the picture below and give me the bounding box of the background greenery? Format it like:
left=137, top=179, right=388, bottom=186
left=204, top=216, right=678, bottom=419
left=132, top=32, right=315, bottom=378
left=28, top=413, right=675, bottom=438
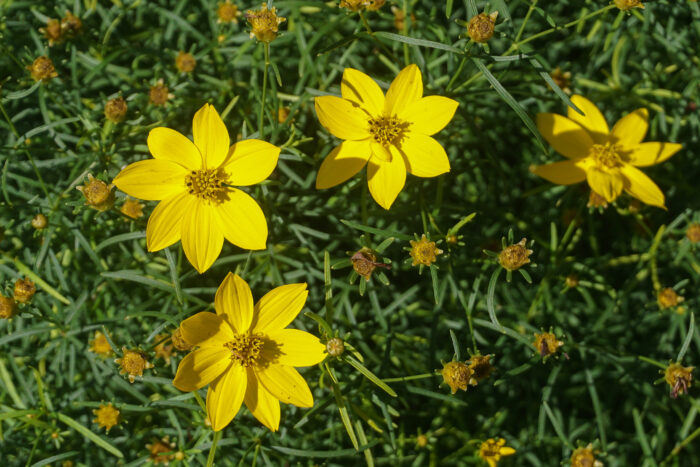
left=1, top=0, right=698, bottom=465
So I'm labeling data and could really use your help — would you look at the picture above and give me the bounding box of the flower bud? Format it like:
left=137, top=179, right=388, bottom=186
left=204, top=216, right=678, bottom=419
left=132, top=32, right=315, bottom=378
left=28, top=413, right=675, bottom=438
left=77, top=174, right=115, bottom=211
left=31, top=213, right=48, bottom=230
left=217, top=1, right=241, bottom=23
left=104, top=97, right=127, bottom=123
left=498, top=238, right=532, bottom=271
left=326, top=337, right=345, bottom=357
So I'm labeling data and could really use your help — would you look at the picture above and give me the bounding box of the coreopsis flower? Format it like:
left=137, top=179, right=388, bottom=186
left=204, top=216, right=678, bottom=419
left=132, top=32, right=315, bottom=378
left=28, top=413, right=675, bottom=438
left=686, top=223, right=700, bottom=243
left=340, top=0, right=369, bottom=11
left=365, top=0, right=385, bottom=11
left=570, top=444, right=603, bottom=467
left=173, top=273, right=326, bottom=431
left=147, top=437, right=176, bottom=465
left=104, top=97, right=127, bottom=123
left=479, top=438, right=516, bottom=467
left=530, top=95, right=682, bottom=208
left=175, top=51, right=196, bottom=73
left=615, top=0, right=644, bottom=10
left=468, top=354, right=495, bottom=385
left=217, top=1, right=241, bottom=23
left=89, top=331, right=113, bottom=356
left=119, top=198, right=144, bottom=220
left=441, top=361, right=472, bottom=394
left=664, top=362, right=693, bottom=398
left=315, top=65, right=458, bottom=209
left=77, top=174, right=115, bottom=211
left=13, top=278, right=36, bottom=304
left=533, top=332, right=564, bottom=358
left=498, top=238, right=532, bottom=271
left=0, top=294, right=18, bottom=319
left=246, top=3, right=285, bottom=42
left=409, top=234, right=443, bottom=267
left=115, top=347, right=153, bottom=383
left=92, top=403, right=120, bottom=432
left=657, top=287, right=683, bottom=309
left=587, top=190, right=608, bottom=209
left=31, top=213, right=48, bottom=229
left=40, top=18, right=62, bottom=45
left=27, top=56, right=57, bottom=82
left=467, top=12, right=498, bottom=43
left=112, top=104, right=280, bottom=273
left=149, top=79, right=173, bottom=106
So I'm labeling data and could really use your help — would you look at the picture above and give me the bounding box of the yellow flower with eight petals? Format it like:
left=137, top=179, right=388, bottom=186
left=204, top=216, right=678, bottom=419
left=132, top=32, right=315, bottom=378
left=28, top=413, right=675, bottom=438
left=314, top=65, right=458, bottom=209
left=530, top=95, right=682, bottom=208
left=113, top=104, right=280, bottom=273
left=173, top=272, right=326, bottom=431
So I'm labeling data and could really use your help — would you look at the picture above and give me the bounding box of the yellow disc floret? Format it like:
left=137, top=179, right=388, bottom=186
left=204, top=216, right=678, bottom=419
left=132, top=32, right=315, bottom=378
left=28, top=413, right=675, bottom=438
left=13, top=278, right=36, bottom=304
left=498, top=238, right=533, bottom=271
left=247, top=3, right=285, bottom=42
left=665, top=363, right=693, bottom=399
left=115, top=347, right=153, bottom=383
left=225, top=334, right=265, bottom=366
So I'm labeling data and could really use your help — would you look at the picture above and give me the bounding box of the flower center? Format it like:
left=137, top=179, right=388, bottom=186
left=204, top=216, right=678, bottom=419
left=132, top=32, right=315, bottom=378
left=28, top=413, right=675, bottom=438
left=590, top=142, right=623, bottom=168
left=185, top=169, right=228, bottom=203
left=225, top=334, right=264, bottom=367
left=368, top=115, right=408, bottom=146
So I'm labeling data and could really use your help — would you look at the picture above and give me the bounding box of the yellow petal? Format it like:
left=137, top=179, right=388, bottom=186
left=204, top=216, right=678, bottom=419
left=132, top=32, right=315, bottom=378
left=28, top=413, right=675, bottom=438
left=192, top=103, right=230, bottom=169
left=180, top=312, right=234, bottom=347
left=399, top=133, right=450, bottom=177
left=222, top=139, right=280, bottom=186
left=214, top=188, right=267, bottom=250
left=529, top=160, right=587, bottom=185
left=370, top=141, right=392, bottom=162
left=244, top=369, right=280, bottom=431
left=173, top=346, right=231, bottom=392
left=567, top=95, right=609, bottom=143
left=620, top=164, right=666, bottom=208
left=251, top=283, right=308, bottom=334
left=214, top=272, right=254, bottom=334
left=267, top=329, right=327, bottom=367
left=611, top=108, right=648, bottom=148
left=384, top=64, right=422, bottom=117
left=113, top=159, right=187, bottom=201
left=367, top=155, right=406, bottom=210
left=626, top=142, right=681, bottom=167
left=401, top=96, right=458, bottom=135
left=146, top=191, right=195, bottom=251
left=314, top=96, right=370, bottom=141
left=147, top=127, right=202, bottom=170
left=256, top=364, right=313, bottom=408
left=499, top=447, right=516, bottom=456
left=181, top=200, right=224, bottom=273
left=341, top=68, right=385, bottom=116
left=536, top=113, right=594, bottom=160
left=586, top=168, right=623, bottom=202
left=207, top=364, right=246, bottom=432
left=316, top=140, right=371, bottom=189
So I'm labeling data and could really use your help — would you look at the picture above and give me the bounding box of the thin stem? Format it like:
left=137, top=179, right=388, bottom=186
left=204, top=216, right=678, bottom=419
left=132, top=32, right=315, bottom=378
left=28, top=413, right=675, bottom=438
left=402, top=0, right=410, bottom=66
left=259, top=42, right=270, bottom=139
left=207, top=430, right=222, bottom=467
left=514, top=0, right=538, bottom=44
left=382, top=373, right=434, bottom=383
left=359, top=11, right=373, bottom=34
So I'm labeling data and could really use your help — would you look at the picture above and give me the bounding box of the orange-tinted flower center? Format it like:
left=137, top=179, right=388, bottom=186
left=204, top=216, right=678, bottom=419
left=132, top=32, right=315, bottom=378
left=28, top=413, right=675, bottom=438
left=368, top=115, right=408, bottom=146
left=225, top=334, right=264, bottom=366
left=185, top=169, right=228, bottom=202
left=590, top=142, right=623, bottom=168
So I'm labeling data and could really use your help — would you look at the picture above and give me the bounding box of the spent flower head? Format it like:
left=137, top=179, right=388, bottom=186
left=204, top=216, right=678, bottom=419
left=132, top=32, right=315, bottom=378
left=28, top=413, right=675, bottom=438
left=115, top=347, right=153, bottom=383
left=340, top=0, right=369, bottom=11
left=615, top=0, right=644, bottom=11
left=409, top=234, right=443, bottom=267
left=104, top=97, right=127, bottom=123
left=217, top=1, right=241, bottom=23
left=27, top=56, right=57, bottom=82
left=247, top=3, right=285, bottom=42
left=441, top=361, right=473, bottom=394
left=175, top=51, right=196, bottom=73
left=40, top=18, right=62, bottom=45
left=90, top=331, right=113, bottom=356
left=664, top=362, right=693, bottom=398
left=93, top=403, right=120, bottom=432
left=467, top=11, right=498, bottom=43
left=686, top=223, right=700, bottom=243
left=326, top=337, right=346, bottom=357
left=570, top=444, right=603, bottom=467
left=60, top=11, right=82, bottom=38
left=77, top=174, right=115, bottom=212
left=119, top=198, right=144, bottom=220
left=0, top=294, right=18, bottom=319
left=478, top=438, right=516, bottom=467
left=468, top=354, right=495, bottom=385
left=13, top=278, right=36, bottom=304
left=153, top=334, right=175, bottom=364
left=171, top=327, right=193, bottom=351
left=31, top=213, right=48, bottom=230
left=657, top=287, right=683, bottom=309
left=550, top=67, right=572, bottom=95
left=533, top=332, right=564, bottom=358
left=147, top=437, right=176, bottom=465
left=498, top=238, right=532, bottom=271
left=149, top=79, right=173, bottom=106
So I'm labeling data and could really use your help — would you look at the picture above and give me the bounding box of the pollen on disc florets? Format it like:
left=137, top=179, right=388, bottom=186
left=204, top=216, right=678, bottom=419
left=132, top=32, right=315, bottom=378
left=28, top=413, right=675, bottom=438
left=441, top=361, right=473, bottom=394
left=590, top=142, right=624, bottom=169
left=115, top=347, right=153, bottom=383
left=498, top=238, right=533, bottom=271
left=225, top=333, right=265, bottom=366
left=247, top=3, right=286, bottom=43
left=533, top=332, right=564, bottom=358
left=368, top=115, right=408, bottom=146
left=185, top=169, right=228, bottom=203
left=409, top=234, right=443, bottom=267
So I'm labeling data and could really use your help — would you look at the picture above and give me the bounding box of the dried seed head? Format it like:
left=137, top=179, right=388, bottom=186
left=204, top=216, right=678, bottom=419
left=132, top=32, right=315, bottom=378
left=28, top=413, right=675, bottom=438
left=60, top=11, right=82, bottom=38
left=247, top=3, right=286, bottom=43
left=409, top=234, right=443, bottom=267
left=468, top=354, right=495, bottom=385
left=27, top=56, right=58, bottom=82
left=120, top=198, right=144, bottom=220
left=498, top=238, right=533, bottom=271
left=657, top=287, right=684, bottom=309
left=570, top=444, right=601, bottom=467
left=149, top=80, right=172, bottom=106
left=41, top=19, right=63, bottom=46
left=326, top=337, right=345, bottom=357
left=93, top=403, right=120, bottom=432
left=467, top=12, right=498, bottom=43
left=533, top=332, right=564, bottom=358
left=614, top=0, right=644, bottom=11
left=351, top=247, right=390, bottom=281
left=0, top=294, right=18, bottom=319
left=441, top=361, right=473, bottom=394
left=175, top=51, right=196, bottom=73
left=147, top=436, right=176, bottom=465
left=686, top=223, right=700, bottom=243
left=104, top=97, right=128, bottom=123
left=217, top=1, right=241, bottom=23
left=77, top=174, right=115, bottom=211
left=171, top=327, right=193, bottom=351
left=13, top=278, right=36, bottom=304
left=115, top=347, right=153, bottom=383
left=31, top=213, right=48, bottom=230
left=665, top=363, right=693, bottom=398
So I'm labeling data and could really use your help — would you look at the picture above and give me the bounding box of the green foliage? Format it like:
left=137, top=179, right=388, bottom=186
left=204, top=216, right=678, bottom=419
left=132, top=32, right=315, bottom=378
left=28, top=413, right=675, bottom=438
left=1, top=0, right=699, bottom=465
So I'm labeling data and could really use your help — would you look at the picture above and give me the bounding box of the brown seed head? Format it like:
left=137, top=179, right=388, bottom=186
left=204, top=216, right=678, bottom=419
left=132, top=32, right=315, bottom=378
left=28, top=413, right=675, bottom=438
left=147, top=437, right=176, bottom=464
left=467, top=12, right=498, bottom=43
left=498, top=238, right=532, bottom=271
left=77, top=174, right=115, bottom=211
left=615, top=0, right=644, bottom=10
left=31, top=213, right=48, bottom=230
left=533, top=332, right=564, bottom=358
left=0, top=295, right=18, bottom=319
left=27, top=56, right=58, bottom=82
left=171, top=327, right=193, bottom=351
left=13, top=278, right=36, bottom=304
left=441, top=361, right=473, bottom=394
left=149, top=80, right=172, bottom=106
left=686, top=223, right=700, bottom=243
left=468, top=354, right=495, bottom=385
left=657, top=287, right=684, bottom=309
left=175, top=51, right=196, bottom=73
left=326, top=337, right=345, bottom=357
left=104, top=97, right=128, bottom=123
left=41, top=19, right=63, bottom=46
left=665, top=363, right=693, bottom=398
left=247, top=3, right=286, bottom=42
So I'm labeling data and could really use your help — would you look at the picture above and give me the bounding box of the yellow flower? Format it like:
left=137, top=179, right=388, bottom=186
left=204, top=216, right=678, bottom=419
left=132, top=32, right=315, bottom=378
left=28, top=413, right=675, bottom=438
left=409, top=234, right=443, bottom=267
left=13, top=278, right=36, bottom=304
left=115, top=347, right=153, bottom=383
left=615, top=0, right=644, bottom=11
left=112, top=104, right=280, bottom=273
left=441, top=361, right=472, bottom=394
left=498, top=238, right=532, bottom=271
left=657, top=287, right=683, bottom=309
left=479, top=438, right=516, bottom=467
left=664, top=362, right=693, bottom=398
left=173, top=272, right=327, bottom=431
left=89, top=331, right=113, bottom=356
left=315, top=65, right=458, bottom=209
left=93, top=403, right=120, bottom=432
left=530, top=95, right=682, bottom=208
left=246, top=3, right=285, bottom=42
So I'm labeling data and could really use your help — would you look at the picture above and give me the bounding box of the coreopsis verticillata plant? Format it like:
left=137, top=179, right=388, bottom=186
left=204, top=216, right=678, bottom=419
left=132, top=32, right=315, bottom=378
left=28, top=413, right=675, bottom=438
left=478, top=438, right=516, bottom=467
left=172, top=273, right=326, bottom=431
left=530, top=95, right=682, bottom=208
left=113, top=103, right=280, bottom=273
left=314, top=65, right=458, bottom=209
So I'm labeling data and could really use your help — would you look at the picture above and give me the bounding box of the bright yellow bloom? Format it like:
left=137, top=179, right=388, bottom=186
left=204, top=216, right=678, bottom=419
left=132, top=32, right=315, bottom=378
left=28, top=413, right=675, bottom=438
left=314, top=65, right=458, bottom=209
left=530, top=95, right=682, bottom=208
left=113, top=104, right=280, bottom=273
left=89, top=331, right=113, bottom=356
left=409, top=234, right=443, bottom=267
left=93, top=403, right=120, bottom=432
left=479, top=438, right=516, bottom=467
left=173, top=273, right=326, bottom=431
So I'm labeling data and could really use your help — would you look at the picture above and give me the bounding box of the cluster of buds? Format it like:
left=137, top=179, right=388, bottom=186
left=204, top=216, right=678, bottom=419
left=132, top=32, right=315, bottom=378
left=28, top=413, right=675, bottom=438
left=40, top=11, right=83, bottom=46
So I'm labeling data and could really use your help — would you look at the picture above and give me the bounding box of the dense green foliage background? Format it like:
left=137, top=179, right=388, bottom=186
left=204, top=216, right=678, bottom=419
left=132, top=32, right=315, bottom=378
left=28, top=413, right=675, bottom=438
left=1, top=0, right=699, bottom=465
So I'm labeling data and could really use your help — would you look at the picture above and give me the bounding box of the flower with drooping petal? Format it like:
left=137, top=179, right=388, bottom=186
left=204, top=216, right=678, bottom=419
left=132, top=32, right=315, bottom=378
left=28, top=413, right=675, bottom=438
left=113, top=104, right=280, bottom=273
left=530, top=95, right=682, bottom=208
left=479, top=438, right=516, bottom=467
left=314, top=65, right=458, bottom=209
left=173, top=273, right=327, bottom=431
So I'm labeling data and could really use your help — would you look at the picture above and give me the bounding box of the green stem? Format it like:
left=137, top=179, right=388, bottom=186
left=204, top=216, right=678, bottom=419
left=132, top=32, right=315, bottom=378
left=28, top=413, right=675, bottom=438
left=259, top=42, right=270, bottom=139
left=382, top=373, right=434, bottom=383
left=207, top=430, right=222, bottom=467
left=402, top=0, right=410, bottom=66
left=514, top=0, right=538, bottom=43
left=637, top=355, right=667, bottom=369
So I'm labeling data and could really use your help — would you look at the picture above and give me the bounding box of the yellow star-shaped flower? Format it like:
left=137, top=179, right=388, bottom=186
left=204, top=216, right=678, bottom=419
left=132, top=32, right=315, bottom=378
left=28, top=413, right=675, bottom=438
left=113, top=104, right=280, bottom=273
left=314, top=64, right=458, bottom=209
left=530, top=95, right=682, bottom=208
